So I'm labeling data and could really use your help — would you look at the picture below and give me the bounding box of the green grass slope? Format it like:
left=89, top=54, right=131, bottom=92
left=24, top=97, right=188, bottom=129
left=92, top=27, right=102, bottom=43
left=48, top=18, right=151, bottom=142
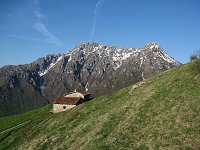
left=0, top=61, right=200, bottom=150
left=0, top=105, right=52, bottom=133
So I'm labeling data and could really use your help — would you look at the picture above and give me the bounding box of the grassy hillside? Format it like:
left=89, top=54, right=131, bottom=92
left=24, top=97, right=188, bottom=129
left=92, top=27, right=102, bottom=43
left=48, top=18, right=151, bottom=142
left=0, top=105, right=52, bottom=133
left=0, top=61, right=200, bottom=149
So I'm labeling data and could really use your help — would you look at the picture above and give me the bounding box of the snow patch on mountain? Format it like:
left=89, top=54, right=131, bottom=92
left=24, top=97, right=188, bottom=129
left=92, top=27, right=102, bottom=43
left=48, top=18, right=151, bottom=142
left=85, top=82, right=89, bottom=91
left=92, top=45, right=102, bottom=53
left=149, top=42, right=160, bottom=50
left=112, top=48, right=133, bottom=70
left=68, top=54, right=72, bottom=62
left=157, top=50, right=177, bottom=64
left=140, top=57, right=144, bottom=67
left=39, top=56, right=63, bottom=76
left=145, top=42, right=178, bottom=65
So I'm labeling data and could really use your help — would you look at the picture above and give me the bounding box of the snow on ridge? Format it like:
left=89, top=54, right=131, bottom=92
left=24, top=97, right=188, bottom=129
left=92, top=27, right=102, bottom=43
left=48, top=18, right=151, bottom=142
left=149, top=42, right=160, bottom=50
left=112, top=48, right=133, bottom=70
left=92, top=45, right=102, bottom=53
left=112, top=51, right=127, bottom=61
left=112, top=47, right=143, bottom=70
left=92, top=46, right=99, bottom=53
left=157, top=50, right=177, bottom=64
left=112, top=48, right=132, bottom=61
left=133, top=48, right=141, bottom=53
left=91, top=45, right=141, bottom=61
left=155, top=45, right=159, bottom=49
left=112, top=53, right=121, bottom=61
left=146, top=42, right=177, bottom=64
left=122, top=51, right=131, bottom=60
left=39, top=55, right=63, bottom=77
left=66, top=53, right=72, bottom=62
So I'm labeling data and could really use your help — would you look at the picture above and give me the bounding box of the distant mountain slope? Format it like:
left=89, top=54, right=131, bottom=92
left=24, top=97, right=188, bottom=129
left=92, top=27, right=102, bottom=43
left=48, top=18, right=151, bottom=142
left=0, top=42, right=180, bottom=116
left=0, top=61, right=199, bottom=149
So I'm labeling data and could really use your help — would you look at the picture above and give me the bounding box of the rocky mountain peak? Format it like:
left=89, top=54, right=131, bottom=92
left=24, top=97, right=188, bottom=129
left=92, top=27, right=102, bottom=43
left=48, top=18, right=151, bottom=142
left=144, top=42, right=160, bottom=49
left=0, top=42, right=181, bottom=116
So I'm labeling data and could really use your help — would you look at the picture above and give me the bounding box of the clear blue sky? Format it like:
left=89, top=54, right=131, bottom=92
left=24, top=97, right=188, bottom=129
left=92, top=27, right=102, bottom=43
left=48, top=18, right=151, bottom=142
left=0, top=0, right=200, bottom=66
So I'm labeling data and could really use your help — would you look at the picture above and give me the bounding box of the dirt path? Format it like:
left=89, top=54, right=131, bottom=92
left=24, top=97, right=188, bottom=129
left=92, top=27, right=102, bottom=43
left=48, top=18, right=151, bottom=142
left=128, top=81, right=144, bottom=95
left=0, top=120, right=31, bottom=135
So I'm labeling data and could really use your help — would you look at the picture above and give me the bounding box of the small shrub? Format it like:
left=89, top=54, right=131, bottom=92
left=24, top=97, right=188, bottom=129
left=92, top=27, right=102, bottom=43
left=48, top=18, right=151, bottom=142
left=190, top=50, right=200, bottom=73
left=190, top=55, right=198, bottom=61
left=190, top=50, right=200, bottom=61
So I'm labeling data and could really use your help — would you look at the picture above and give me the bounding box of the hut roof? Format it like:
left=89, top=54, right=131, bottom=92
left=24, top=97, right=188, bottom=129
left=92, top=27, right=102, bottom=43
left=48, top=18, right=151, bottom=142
left=54, top=96, right=82, bottom=105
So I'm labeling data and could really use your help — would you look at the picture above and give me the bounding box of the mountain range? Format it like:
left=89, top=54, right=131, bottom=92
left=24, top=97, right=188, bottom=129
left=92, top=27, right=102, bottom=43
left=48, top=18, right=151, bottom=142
left=0, top=42, right=180, bottom=116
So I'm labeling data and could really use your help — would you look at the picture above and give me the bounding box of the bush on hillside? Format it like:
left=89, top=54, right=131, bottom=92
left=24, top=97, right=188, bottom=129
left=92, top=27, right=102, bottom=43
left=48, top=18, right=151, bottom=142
left=190, top=50, right=200, bottom=61
left=190, top=55, right=198, bottom=61
left=191, top=50, right=200, bottom=73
